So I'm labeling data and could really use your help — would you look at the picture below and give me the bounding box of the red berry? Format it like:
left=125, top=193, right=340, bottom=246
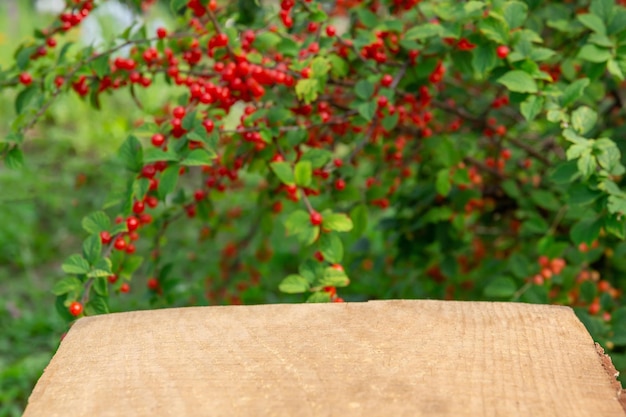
left=310, top=211, right=323, bottom=226
left=381, top=74, right=393, bottom=87
left=19, top=72, right=32, bottom=86
left=147, top=278, right=159, bottom=290
left=326, top=25, right=336, bottom=37
left=172, top=106, right=186, bottom=119
left=68, top=301, right=83, bottom=317
left=114, top=236, right=127, bottom=251
left=496, top=45, right=510, bottom=59
left=120, top=283, right=130, bottom=293
left=108, top=274, right=118, bottom=284
left=100, top=231, right=112, bottom=244
left=335, top=178, right=346, bottom=191
left=151, top=133, right=165, bottom=147
left=300, top=67, right=311, bottom=78
left=156, top=27, right=167, bottom=39
left=126, top=216, right=140, bottom=232
left=133, top=200, right=145, bottom=214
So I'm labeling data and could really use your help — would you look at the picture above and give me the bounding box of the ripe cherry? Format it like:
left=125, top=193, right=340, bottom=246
left=126, top=216, right=140, bottom=232
left=496, top=45, right=510, bottom=59
left=381, top=74, right=393, bottom=87
left=156, top=27, right=167, bottom=39
left=120, top=283, right=130, bottom=293
left=69, top=301, right=83, bottom=317
left=172, top=106, right=186, bottom=119
left=310, top=211, right=323, bottom=226
left=19, top=72, right=32, bottom=86
left=151, top=133, right=165, bottom=147
left=114, top=236, right=127, bottom=251
left=100, top=231, right=112, bottom=244
left=326, top=25, right=336, bottom=37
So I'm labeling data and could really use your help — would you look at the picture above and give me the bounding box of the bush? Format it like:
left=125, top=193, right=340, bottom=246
left=3, top=0, right=626, bottom=390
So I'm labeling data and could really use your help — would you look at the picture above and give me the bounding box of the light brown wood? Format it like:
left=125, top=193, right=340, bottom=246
left=23, top=300, right=626, bottom=416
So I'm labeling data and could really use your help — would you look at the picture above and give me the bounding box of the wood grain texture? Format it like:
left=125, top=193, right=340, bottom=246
left=23, top=300, right=626, bottom=416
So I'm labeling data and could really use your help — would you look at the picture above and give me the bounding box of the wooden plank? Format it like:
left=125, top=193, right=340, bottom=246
left=23, top=300, right=626, bottom=416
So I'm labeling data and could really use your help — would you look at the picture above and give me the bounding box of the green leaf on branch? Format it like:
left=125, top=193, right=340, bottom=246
left=86, top=296, right=110, bottom=315
left=52, top=277, right=83, bottom=296
left=577, top=149, right=597, bottom=178
left=170, top=0, right=187, bottom=13
left=270, top=161, right=295, bottom=185
left=278, top=274, right=310, bottom=293
left=497, top=70, right=537, bottom=93
left=404, top=23, right=443, bottom=40
left=15, top=86, right=40, bottom=114
left=483, top=276, right=517, bottom=298
left=93, top=277, right=108, bottom=296
left=118, top=135, right=143, bottom=172
left=5, top=147, right=24, bottom=170
left=350, top=205, right=368, bottom=236
left=570, top=217, right=603, bottom=245
left=479, top=16, right=509, bottom=44
left=311, top=57, right=330, bottom=78
left=294, top=161, right=312, bottom=187
left=472, top=41, right=497, bottom=75
left=319, top=267, right=350, bottom=287
left=520, top=95, right=544, bottom=121
left=502, top=1, right=528, bottom=28
left=158, top=165, right=179, bottom=200
left=82, top=235, right=102, bottom=265
left=571, top=106, right=597, bottom=135
left=357, top=101, right=377, bottom=122
left=91, top=54, right=110, bottom=78
left=607, top=59, right=624, bottom=80
left=143, top=147, right=179, bottom=164
left=590, top=0, right=615, bottom=22
left=319, top=232, right=344, bottom=264
left=322, top=213, right=353, bottom=232
left=82, top=211, right=111, bottom=235
left=299, top=149, right=332, bottom=168
left=62, top=254, right=90, bottom=275
left=285, top=210, right=319, bottom=245
left=577, top=14, right=607, bottom=35
left=306, top=292, right=331, bottom=303
left=594, top=138, right=622, bottom=172
left=436, top=169, right=451, bottom=196
left=577, top=44, right=611, bottom=63
left=295, top=79, right=319, bottom=104
left=355, top=80, right=374, bottom=100
left=606, top=214, right=626, bottom=239
left=181, top=148, right=217, bottom=166
left=560, top=78, right=590, bottom=107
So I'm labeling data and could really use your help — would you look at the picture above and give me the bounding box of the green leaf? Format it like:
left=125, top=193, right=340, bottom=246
left=577, top=44, right=611, bottom=63
left=567, top=183, right=602, bottom=205
left=311, top=57, right=330, bottom=78
left=577, top=13, right=607, bottom=35
left=15, top=86, right=39, bottom=114
left=62, top=254, right=90, bottom=275
left=479, top=16, right=509, bottom=44
left=595, top=138, right=621, bottom=172
left=319, top=233, right=343, bottom=264
left=355, top=80, right=374, bottom=100
left=497, top=70, right=537, bottom=93
left=52, top=277, right=83, bottom=296
left=560, top=78, right=590, bottom=107
left=520, top=95, right=544, bottom=121
left=357, top=101, right=376, bottom=121
left=92, top=276, right=108, bottom=296
left=91, top=54, right=110, bottom=78
left=577, top=149, right=597, bottom=178
left=278, top=274, right=310, bottom=293
left=82, top=211, right=111, bottom=235
left=571, top=106, right=597, bottom=135
left=158, top=165, right=179, bottom=200
left=181, top=148, right=217, bottom=166
left=530, top=190, right=561, bottom=211
left=82, top=235, right=102, bottom=265
left=300, top=149, right=332, bottom=168
left=328, top=54, right=348, bottom=78
left=606, top=214, right=626, bottom=239
left=294, top=161, right=312, bottom=187
left=295, top=79, right=319, bottom=104
left=589, top=0, right=615, bottom=22
left=118, top=135, right=143, bottom=172
left=86, top=296, right=110, bottom=315
left=306, top=292, right=331, bottom=303
left=285, top=210, right=319, bottom=244
left=570, top=217, right=602, bottom=245
left=270, top=161, right=295, bottom=185
left=322, top=213, right=353, bottom=232
left=607, top=59, right=624, bottom=80
left=170, top=0, right=187, bottom=13
left=319, top=267, right=350, bottom=287
left=502, top=1, right=528, bottom=28
left=436, top=169, right=451, bottom=196
left=472, top=41, right=497, bottom=75
left=483, top=277, right=517, bottom=298
left=350, top=205, right=368, bottom=236
left=404, top=23, right=443, bottom=40
left=143, top=147, right=179, bottom=163
left=4, top=147, right=24, bottom=170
